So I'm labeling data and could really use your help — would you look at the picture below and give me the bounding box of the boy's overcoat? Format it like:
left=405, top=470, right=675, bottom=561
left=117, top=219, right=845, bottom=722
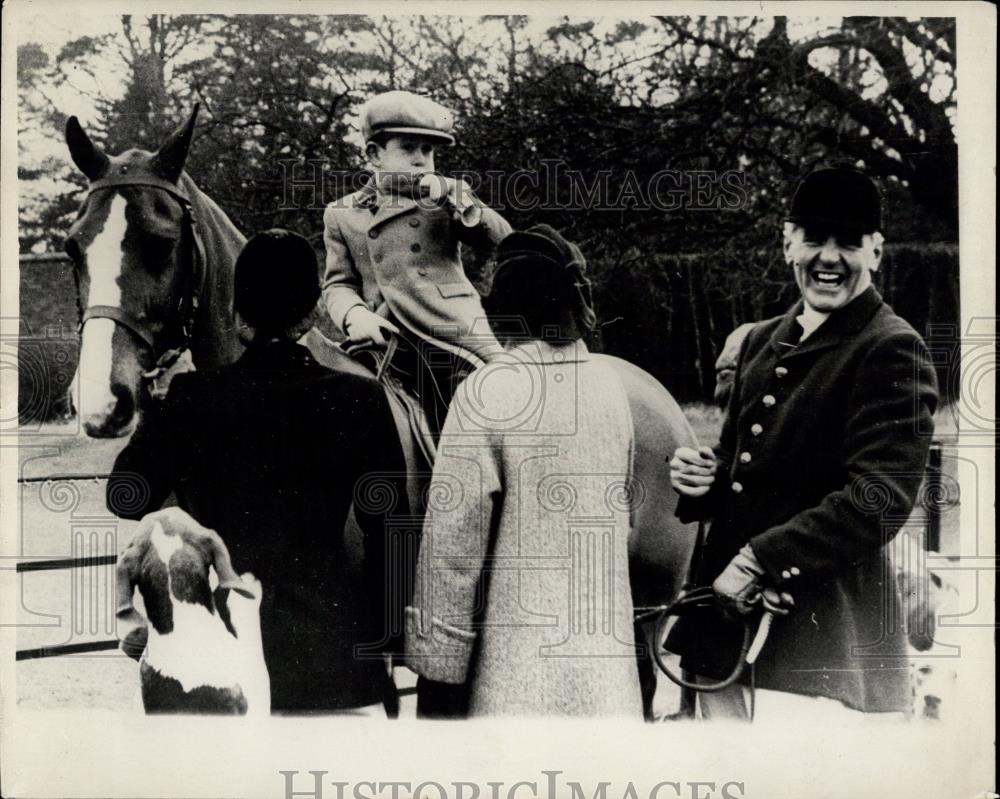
left=323, top=181, right=511, bottom=367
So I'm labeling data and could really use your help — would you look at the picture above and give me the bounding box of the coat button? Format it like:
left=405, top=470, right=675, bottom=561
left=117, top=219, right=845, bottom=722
left=739, top=452, right=752, bottom=464
left=751, top=423, right=763, bottom=436
left=411, top=243, right=421, bottom=253
left=409, top=218, right=421, bottom=227
left=781, top=570, right=792, bottom=580
left=762, top=394, right=776, bottom=407
left=731, top=481, right=743, bottom=493
left=368, top=229, right=379, bottom=239
left=417, top=267, right=428, bottom=276
left=790, top=566, right=801, bottom=576
left=775, top=366, right=788, bottom=378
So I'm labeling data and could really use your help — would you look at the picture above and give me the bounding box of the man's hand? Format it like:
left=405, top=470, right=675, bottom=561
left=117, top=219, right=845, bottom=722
left=344, top=306, right=400, bottom=347
left=713, top=544, right=795, bottom=616
left=759, top=587, right=795, bottom=616
left=670, top=445, right=717, bottom=497
left=713, top=544, right=766, bottom=615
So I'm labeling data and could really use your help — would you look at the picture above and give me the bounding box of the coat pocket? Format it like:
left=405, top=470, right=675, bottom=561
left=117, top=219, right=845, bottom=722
left=436, top=282, right=477, bottom=299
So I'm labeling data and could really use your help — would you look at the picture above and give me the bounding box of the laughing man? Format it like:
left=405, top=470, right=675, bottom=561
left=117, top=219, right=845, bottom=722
left=668, top=165, right=938, bottom=720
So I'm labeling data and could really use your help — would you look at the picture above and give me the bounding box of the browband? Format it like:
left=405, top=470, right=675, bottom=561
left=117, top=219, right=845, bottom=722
left=87, top=174, right=192, bottom=205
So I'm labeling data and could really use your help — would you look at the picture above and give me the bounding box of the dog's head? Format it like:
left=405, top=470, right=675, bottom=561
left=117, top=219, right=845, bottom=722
left=116, top=507, right=253, bottom=635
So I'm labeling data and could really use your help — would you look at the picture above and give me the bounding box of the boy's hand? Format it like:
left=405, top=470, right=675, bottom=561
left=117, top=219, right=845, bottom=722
left=418, top=175, right=482, bottom=226
left=344, top=307, right=400, bottom=347
left=669, top=445, right=717, bottom=497
left=418, top=174, right=466, bottom=202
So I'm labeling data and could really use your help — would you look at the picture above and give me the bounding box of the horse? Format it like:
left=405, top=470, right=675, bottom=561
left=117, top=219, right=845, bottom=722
left=65, top=106, right=700, bottom=714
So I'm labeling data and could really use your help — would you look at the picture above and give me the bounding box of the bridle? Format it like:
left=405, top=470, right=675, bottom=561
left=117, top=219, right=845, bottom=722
left=74, top=173, right=207, bottom=385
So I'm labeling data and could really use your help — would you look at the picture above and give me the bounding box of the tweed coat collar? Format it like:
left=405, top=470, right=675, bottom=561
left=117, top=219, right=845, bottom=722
left=505, top=338, right=591, bottom=364
left=768, top=285, right=884, bottom=360
left=352, top=178, right=379, bottom=211
left=353, top=175, right=419, bottom=229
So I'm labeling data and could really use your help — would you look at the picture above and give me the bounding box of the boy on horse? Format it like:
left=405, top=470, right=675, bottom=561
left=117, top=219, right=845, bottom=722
left=321, top=90, right=511, bottom=436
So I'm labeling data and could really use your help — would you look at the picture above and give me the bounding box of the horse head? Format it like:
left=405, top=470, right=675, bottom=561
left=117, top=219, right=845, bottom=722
left=65, top=107, right=203, bottom=438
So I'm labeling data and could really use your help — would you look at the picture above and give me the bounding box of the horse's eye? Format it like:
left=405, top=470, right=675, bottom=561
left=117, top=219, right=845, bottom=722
left=144, top=233, right=179, bottom=254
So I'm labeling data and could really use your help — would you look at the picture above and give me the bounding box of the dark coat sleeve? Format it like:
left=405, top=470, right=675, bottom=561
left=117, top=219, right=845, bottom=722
left=106, top=378, right=191, bottom=520
left=351, top=383, right=410, bottom=654
left=751, top=330, right=938, bottom=580
left=450, top=200, right=512, bottom=251
left=674, top=330, right=746, bottom=523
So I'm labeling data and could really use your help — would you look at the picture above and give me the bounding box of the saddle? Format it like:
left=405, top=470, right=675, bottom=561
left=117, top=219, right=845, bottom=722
left=298, top=327, right=438, bottom=508
left=348, top=333, right=439, bottom=468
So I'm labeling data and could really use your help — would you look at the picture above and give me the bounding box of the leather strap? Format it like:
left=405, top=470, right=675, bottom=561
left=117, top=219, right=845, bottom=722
left=81, top=304, right=155, bottom=351
left=77, top=179, right=206, bottom=380
left=87, top=174, right=192, bottom=204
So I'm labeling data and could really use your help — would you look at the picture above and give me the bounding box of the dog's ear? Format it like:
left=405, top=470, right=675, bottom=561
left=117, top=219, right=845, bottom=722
left=116, top=541, right=146, bottom=629
left=206, top=528, right=255, bottom=599
left=166, top=508, right=254, bottom=599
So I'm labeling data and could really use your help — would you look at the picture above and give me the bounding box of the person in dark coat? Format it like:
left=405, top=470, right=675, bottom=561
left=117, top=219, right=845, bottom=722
left=669, top=166, right=938, bottom=719
left=107, top=229, right=409, bottom=715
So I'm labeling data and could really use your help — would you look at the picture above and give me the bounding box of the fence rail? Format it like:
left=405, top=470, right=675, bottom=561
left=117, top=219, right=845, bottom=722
left=16, top=448, right=950, bottom=665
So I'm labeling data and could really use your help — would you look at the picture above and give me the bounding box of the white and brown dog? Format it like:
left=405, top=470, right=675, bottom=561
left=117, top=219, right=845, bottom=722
left=116, top=507, right=270, bottom=715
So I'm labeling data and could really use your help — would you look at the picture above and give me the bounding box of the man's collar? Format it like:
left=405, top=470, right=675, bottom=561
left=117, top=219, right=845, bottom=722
left=505, top=339, right=591, bottom=364
left=237, top=335, right=316, bottom=368
left=795, top=304, right=831, bottom=342
left=769, top=285, right=883, bottom=357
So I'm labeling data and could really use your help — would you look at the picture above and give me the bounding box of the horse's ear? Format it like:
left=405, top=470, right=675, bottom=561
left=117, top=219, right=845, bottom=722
left=151, top=104, right=200, bottom=184
left=66, top=116, right=110, bottom=181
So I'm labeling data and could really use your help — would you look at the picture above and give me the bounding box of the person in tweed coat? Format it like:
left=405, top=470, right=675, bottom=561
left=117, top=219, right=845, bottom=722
left=405, top=226, right=644, bottom=718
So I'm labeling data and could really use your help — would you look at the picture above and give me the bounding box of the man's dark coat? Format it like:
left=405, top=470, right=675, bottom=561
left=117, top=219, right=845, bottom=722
left=675, top=286, right=938, bottom=712
left=108, top=338, right=409, bottom=712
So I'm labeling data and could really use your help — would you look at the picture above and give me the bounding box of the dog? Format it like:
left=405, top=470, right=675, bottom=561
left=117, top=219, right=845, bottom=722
left=116, top=507, right=270, bottom=715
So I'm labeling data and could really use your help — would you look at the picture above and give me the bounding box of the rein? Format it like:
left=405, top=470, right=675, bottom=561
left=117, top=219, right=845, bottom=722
left=75, top=175, right=207, bottom=385
left=634, top=518, right=778, bottom=719
left=634, top=587, right=775, bottom=693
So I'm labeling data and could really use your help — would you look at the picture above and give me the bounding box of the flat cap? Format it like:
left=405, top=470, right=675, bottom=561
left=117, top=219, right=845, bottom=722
left=361, top=91, right=455, bottom=146
left=787, top=166, right=882, bottom=233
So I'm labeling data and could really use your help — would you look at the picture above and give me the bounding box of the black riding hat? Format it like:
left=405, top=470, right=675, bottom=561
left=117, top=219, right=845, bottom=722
left=787, top=166, right=882, bottom=234
left=235, top=229, right=320, bottom=332
left=495, top=224, right=597, bottom=331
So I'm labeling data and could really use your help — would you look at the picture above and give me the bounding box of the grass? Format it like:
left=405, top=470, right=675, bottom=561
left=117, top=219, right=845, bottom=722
left=680, top=401, right=725, bottom=445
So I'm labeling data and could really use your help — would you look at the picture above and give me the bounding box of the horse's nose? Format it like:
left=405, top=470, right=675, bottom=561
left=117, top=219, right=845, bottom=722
left=82, top=384, right=136, bottom=438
